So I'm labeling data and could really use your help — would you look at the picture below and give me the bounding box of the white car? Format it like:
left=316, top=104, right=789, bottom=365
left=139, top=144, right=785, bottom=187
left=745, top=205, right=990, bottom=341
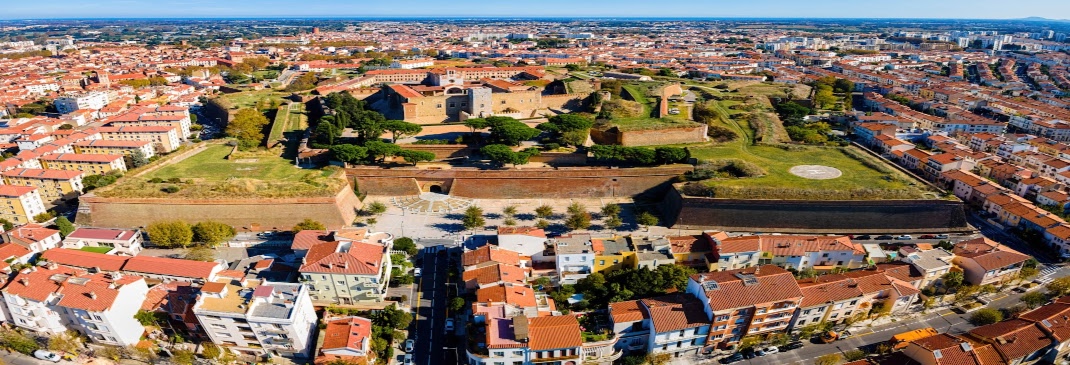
left=403, top=354, right=414, bottom=365
left=404, top=339, right=415, bottom=352
left=34, top=350, right=61, bottom=363
left=413, top=268, right=422, bottom=277
left=761, top=346, right=779, bottom=355
left=895, top=235, right=913, bottom=240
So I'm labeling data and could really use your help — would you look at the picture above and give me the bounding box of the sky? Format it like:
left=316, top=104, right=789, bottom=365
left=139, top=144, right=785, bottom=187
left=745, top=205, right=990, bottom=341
left=3, top=0, right=1069, bottom=20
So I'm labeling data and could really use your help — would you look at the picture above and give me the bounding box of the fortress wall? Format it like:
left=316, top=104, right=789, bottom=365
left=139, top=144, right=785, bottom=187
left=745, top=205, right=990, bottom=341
left=618, top=125, right=708, bottom=146
left=77, top=185, right=362, bottom=231
left=348, top=165, right=691, bottom=198
left=661, top=188, right=970, bottom=234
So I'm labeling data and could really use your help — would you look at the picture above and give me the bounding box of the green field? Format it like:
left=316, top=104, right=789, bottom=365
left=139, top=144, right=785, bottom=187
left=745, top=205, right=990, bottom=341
left=79, top=246, right=113, bottom=254
left=97, top=144, right=342, bottom=199
left=600, top=117, right=703, bottom=132
left=216, top=89, right=289, bottom=111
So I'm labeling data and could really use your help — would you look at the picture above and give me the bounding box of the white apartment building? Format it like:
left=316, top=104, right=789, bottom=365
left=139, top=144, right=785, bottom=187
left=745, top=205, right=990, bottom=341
left=553, top=234, right=596, bottom=285
left=299, top=240, right=393, bottom=304
left=194, top=278, right=317, bottom=359
left=55, top=92, right=109, bottom=115
left=2, top=264, right=149, bottom=346
left=61, top=228, right=144, bottom=256
left=496, top=227, right=548, bottom=258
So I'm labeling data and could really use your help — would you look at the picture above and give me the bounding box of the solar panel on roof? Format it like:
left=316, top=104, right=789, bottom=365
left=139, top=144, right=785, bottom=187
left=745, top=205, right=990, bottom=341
left=702, top=280, right=720, bottom=291
left=933, top=350, right=942, bottom=359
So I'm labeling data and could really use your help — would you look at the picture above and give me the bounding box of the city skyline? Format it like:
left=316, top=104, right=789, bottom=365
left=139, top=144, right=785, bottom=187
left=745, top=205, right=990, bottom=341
left=4, top=0, right=1070, bottom=20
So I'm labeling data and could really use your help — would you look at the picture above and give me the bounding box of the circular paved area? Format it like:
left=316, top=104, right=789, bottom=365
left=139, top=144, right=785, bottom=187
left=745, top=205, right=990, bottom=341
left=789, top=165, right=843, bottom=180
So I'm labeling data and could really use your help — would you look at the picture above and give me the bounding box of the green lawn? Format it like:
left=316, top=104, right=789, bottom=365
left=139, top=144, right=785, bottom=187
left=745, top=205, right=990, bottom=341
left=600, top=117, right=703, bottom=132
left=79, top=246, right=113, bottom=254
left=216, top=89, right=289, bottom=111
left=144, top=145, right=302, bottom=182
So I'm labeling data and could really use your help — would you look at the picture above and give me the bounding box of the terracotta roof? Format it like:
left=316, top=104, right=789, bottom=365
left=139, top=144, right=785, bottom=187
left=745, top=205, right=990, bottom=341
left=321, top=316, right=373, bottom=352
left=691, top=266, right=804, bottom=312
left=123, top=255, right=220, bottom=279
left=667, top=235, right=712, bottom=254
left=0, top=242, right=30, bottom=260
left=967, top=319, right=1051, bottom=362
left=953, top=238, right=1030, bottom=271
left=527, top=315, right=582, bottom=351
left=291, top=230, right=333, bottom=251
left=0, top=185, right=37, bottom=197
left=463, top=245, right=521, bottom=267
left=462, top=263, right=527, bottom=287
left=475, top=284, right=537, bottom=308
left=609, top=300, right=647, bottom=323
left=300, top=241, right=386, bottom=275
left=9, top=224, right=59, bottom=244
left=497, top=226, right=547, bottom=238
left=640, top=293, right=710, bottom=333
left=1019, top=302, right=1070, bottom=342
left=66, top=228, right=138, bottom=241
left=798, top=277, right=865, bottom=308
left=41, top=248, right=129, bottom=271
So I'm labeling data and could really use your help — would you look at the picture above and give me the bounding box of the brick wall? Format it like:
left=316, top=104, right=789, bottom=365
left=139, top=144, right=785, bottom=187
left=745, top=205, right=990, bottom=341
left=660, top=188, right=970, bottom=234
left=77, top=185, right=362, bottom=230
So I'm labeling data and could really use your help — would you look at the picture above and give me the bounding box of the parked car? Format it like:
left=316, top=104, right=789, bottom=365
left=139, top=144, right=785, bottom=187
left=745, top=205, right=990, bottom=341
left=743, top=351, right=757, bottom=359
left=414, top=268, right=422, bottom=277
left=405, top=339, right=415, bottom=352
left=819, top=331, right=840, bottom=343
left=895, top=235, right=913, bottom=240
left=761, top=346, right=779, bottom=355
left=403, top=354, right=414, bottom=365
left=919, top=234, right=935, bottom=239
left=779, top=341, right=804, bottom=351
left=34, top=350, right=61, bottom=363
left=855, top=235, right=872, bottom=240
left=875, top=235, right=894, bottom=240
left=719, top=353, right=744, bottom=364
left=445, top=318, right=455, bottom=332
left=935, top=234, right=950, bottom=239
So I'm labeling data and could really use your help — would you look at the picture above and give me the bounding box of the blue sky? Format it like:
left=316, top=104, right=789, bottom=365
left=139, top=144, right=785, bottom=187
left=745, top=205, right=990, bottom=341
left=3, top=0, right=1069, bottom=19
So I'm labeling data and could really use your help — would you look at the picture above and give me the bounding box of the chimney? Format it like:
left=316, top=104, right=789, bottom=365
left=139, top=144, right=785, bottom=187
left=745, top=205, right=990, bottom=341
left=344, top=261, right=349, bottom=270
left=19, top=278, right=28, bottom=286
left=88, top=291, right=97, bottom=299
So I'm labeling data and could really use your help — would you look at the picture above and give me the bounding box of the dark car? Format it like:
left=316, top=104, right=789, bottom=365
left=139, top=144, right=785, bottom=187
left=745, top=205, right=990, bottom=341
left=856, top=235, right=872, bottom=240
left=720, top=353, right=744, bottom=364
left=742, top=350, right=757, bottom=359
left=919, top=234, right=936, bottom=239
left=875, top=235, right=894, bottom=240
left=779, top=341, right=804, bottom=351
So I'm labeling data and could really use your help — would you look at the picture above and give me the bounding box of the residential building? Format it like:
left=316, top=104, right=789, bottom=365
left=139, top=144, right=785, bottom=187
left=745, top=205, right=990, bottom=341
left=0, top=185, right=46, bottom=225
left=593, top=237, right=636, bottom=273
left=901, top=333, right=1005, bottom=365
left=497, top=227, right=548, bottom=258
left=121, top=255, right=223, bottom=283
left=609, top=300, right=650, bottom=355
left=640, top=294, right=711, bottom=358
left=902, top=248, right=955, bottom=289
left=553, top=234, right=596, bottom=285
left=98, top=125, right=181, bottom=153
left=952, top=238, right=1031, bottom=286
left=316, top=316, right=375, bottom=365
left=72, top=139, right=156, bottom=158
left=61, top=228, right=144, bottom=256
left=194, top=278, right=317, bottom=359
left=5, top=223, right=61, bottom=253
left=40, top=153, right=126, bottom=175
left=685, top=266, right=804, bottom=349
left=966, top=319, right=1054, bottom=365
left=2, top=168, right=84, bottom=205
left=54, top=92, right=109, bottom=115
left=299, top=240, right=392, bottom=304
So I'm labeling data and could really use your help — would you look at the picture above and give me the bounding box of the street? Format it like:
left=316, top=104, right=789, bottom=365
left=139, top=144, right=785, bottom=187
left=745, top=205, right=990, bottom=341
left=0, top=351, right=54, bottom=365
left=411, top=246, right=452, bottom=365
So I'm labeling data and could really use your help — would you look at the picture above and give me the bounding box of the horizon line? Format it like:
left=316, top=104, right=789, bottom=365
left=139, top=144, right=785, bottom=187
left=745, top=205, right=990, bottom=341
left=0, top=15, right=1062, bottom=21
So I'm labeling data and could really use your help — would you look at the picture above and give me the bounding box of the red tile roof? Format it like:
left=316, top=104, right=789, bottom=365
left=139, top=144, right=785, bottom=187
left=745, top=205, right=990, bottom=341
left=640, top=293, right=710, bottom=333
left=967, top=319, right=1051, bottom=362
left=41, top=248, right=128, bottom=271
left=321, top=316, right=373, bottom=352
left=527, top=315, right=582, bottom=351
left=462, top=263, right=527, bottom=287
left=300, top=241, right=385, bottom=275
left=476, top=284, right=537, bottom=308
left=123, top=255, right=221, bottom=279
left=463, top=245, right=521, bottom=267
left=691, top=266, right=804, bottom=312
left=291, top=230, right=333, bottom=251
left=609, top=300, right=647, bottom=324
left=953, top=238, right=1030, bottom=271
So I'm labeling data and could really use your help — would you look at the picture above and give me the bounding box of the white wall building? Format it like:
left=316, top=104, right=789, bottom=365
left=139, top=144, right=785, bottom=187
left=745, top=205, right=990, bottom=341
left=55, top=92, right=109, bottom=114
left=194, top=279, right=317, bottom=359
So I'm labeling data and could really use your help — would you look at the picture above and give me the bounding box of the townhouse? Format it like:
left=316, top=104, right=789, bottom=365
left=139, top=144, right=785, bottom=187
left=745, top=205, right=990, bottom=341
left=72, top=139, right=156, bottom=158
left=640, top=294, right=711, bottom=359
left=299, top=239, right=393, bottom=304
left=952, top=238, right=1031, bottom=286
left=709, top=234, right=866, bottom=272
left=40, top=153, right=127, bottom=175
left=1, top=168, right=84, bottom=205
left=686, top=266, right=804, bottom=350
left=194, top=277, right=317, bottom=359
left=902, top=248, right=955, bottom=289
left=553, top=234, right=596, bottom=285
left=317, top=316, right=375, bottom=364
left=0, top=185, right=46, bottom=225
left=791, top=269, right=920, bottom=330
left=901, top=333, right=1006, bottom=365
left=593, top=237, right=636, bottom=273
left=609, top=300, right=650, bottom=355
left=2, top=263, right=149, bottom=346
left=5, top=223, right=61, bottom=253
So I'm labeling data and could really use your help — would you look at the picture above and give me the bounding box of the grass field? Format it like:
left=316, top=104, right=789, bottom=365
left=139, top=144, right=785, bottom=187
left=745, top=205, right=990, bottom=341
left=602, top=117, right=703, bottom=131
left=217, top=89, right=289, bottom=111
left=97, top=144, right=342, bottom=199
left=79, top=246, right=113, bottom=254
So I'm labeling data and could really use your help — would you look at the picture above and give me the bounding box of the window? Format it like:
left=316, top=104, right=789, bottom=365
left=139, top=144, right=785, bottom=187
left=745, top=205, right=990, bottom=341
left=802, top=309, right=811, bottom=315
left=837, top=261, right=844, bottom=266
left=493, top=352, right=504, bottom=357
left=599, top=260, right=605, bottom=265
left=798, top=320, right=806, bottom=325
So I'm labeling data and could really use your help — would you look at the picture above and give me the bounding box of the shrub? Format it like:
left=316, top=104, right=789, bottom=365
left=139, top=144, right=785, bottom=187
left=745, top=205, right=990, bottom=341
left=970, top=308, right=1003, bottom=325
left=162, top=186, right=180, bottom=193
left=706, top=125, right=738, bottom=142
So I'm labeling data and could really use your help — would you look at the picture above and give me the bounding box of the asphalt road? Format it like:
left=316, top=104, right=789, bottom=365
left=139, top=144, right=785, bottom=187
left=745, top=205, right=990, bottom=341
left=412, top=247, right=450, bottom=365
left=0, top=351, right=54, bottom=365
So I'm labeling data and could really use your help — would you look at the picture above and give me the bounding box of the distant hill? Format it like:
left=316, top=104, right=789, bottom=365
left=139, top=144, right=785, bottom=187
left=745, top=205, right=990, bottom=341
left=1020, top=16, right=1069, bottom=22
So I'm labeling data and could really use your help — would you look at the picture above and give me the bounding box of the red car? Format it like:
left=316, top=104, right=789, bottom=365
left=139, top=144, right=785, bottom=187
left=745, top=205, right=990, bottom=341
left=918, top=234, right=936, bottom=239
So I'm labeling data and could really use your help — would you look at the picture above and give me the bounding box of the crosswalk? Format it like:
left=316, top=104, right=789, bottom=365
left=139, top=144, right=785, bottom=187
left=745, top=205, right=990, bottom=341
left=1036, top=265, right=1061, bottom=284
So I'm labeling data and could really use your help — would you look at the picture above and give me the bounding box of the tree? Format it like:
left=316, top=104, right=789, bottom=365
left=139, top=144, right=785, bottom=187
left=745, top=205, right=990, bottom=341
left=637, top=211, right=659, bottom=230
left=146, top=220, right=193, bottom=248
left=0, top=329, right=38, bottom=354
left=184, top=246, right=215, bottom=262
left=463, top=118, right=488, bottom=135
left=545, top=114, right=594, bottom=132
left=565, top=211, right=591, bottom=231
left=600, top=204, right=621, bottom=218
left=382, top=120, right=423, bottom=143
left=292, top=218, right=326, bottom=233
left=654, top=147, right=689, bottom=164
left=0, top=219, right=12, bottom=231
left=535, top=205, right=554, bottom=219
left=605, top=215, right=623, bottom=229
left=226, top=108, right=270, bottom=148
left=172, top=349, right=196, bottom=365
left=47, top=331, right=82, bottom=355
left=330, top=144, right=369, bottom=164
left=366, top=201, right=388, bottom=215
left=535, top=219, right=550, bottom=229
left=365, top=140, right=401, bottom=163
left=843, top=349, right=867, bottom=362
left=393, top=237, right=417, bottom=256
left=448, top=297, right=465, bottom=312
left=485, top=116, right=540, bottom=146
left=1019, top=266, right=1040, bottom=283
left=815, top=353, right=843, bottom=365
left=954, top=285, right=980, bottom=305
left=813, top=85, right=836, bottom=110
left=127, top=149, right=149, bottom=168
left=503, top=205, right=518, bottom=217
left=55, top=216, right=75, bottom=238
left=192, top=220, right=236, bottom=246
left=970, top=308, right=1003, bottom=325
left=941, top=271, right=965, bottom=294
left=1021, top=291, right=1048, bottom=309
left=462, top=206, right=486, bottom=231
left=396, top=149, right=436, bottom=166
left=201, top=343, right=222, bottom=361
